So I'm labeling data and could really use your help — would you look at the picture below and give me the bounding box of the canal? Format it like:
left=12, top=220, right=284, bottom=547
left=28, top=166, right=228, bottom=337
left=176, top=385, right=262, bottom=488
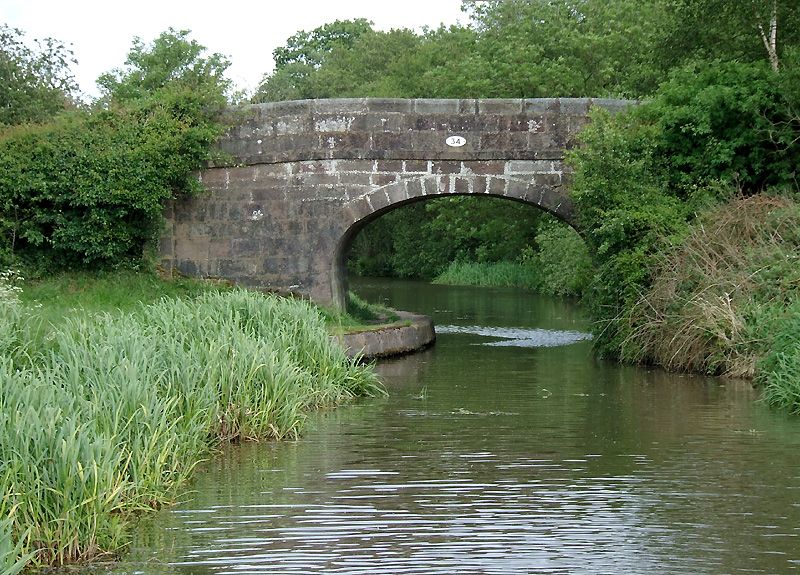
left=103, top=279, right=800, bottom=574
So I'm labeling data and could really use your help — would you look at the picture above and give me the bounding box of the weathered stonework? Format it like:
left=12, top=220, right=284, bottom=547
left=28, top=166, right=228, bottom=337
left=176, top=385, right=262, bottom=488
left=336, top=312, right=436, bottom=360
left=160, top=98, right=634, bottom=308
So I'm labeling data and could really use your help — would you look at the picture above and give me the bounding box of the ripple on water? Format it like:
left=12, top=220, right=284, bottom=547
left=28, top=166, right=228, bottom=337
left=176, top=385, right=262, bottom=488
left=435, top=325, right=592, bottom=347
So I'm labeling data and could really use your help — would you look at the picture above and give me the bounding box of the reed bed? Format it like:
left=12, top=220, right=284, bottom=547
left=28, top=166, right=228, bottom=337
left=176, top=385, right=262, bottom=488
left=0, top=287, right=382, bottom=570
left=434, top=261, right=542, bottom=290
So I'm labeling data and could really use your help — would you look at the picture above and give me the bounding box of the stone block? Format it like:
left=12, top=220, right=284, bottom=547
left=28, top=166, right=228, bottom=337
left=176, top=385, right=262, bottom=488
left=338, top=159, right=375, bottom=173
left=366, top=98, right=413, bottom=113
left=176, top=259, right=199, bottom=276
left=315, top=98, right=368, bottom=114
left=431, top=160, right=462, bottom=174
left=371, top=173, right=397, bottom=186
left=559, top=98, right=591, bottom=116
left=531, top=173, right=563, bottom=187
left=504, top=178, right=531, bottom=200
left=405, top=178, right=424, bottom=199
left=371, top=132, right=409, bottom=152
left=366, top=189, right=391, bottom=212
left=478, top=99, right=523, bottom=114
left=320, top=132, right=370, bottom=152
left=452, top=176, right=472, bottom=194
left=313, top=114, right=360, bottom=133
left=528, top=132, right=559, bottom=151
left=403, top=160, right=429, bottom=173
left=274, top=114, right=312, bottom=136
left=231, top=238, right=261, bottom=257
left=590, top=98, right=636, bottom=114
left=411, top=132, right=450, bottom=154
left=375, top=160, right=403, bottom=172
left=295, top=173, right=339, bottom=187
left=159, top=236, right=173, bottom=257
left=458, top=99, right=480, bottom=114
left=420, top=176, right=438, bottom=196
left=487, top=177, right=506, bottom=195
left=258, top=100, right=313, bottom=116
left=523, top=98, right=560, bottom=114
left=474, top=115, right=501, bottom=132
left=339, top=172, right=371, bottom=186
left=365, top=113, right=404, bottom=132
left=414, top=99, right=460, bottom=114
left=385, top=182, right=409, bottom=204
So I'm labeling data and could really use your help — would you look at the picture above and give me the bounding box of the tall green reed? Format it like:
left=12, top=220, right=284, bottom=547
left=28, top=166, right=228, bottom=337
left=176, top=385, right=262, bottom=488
left=1, top=288, right=382, bottom=570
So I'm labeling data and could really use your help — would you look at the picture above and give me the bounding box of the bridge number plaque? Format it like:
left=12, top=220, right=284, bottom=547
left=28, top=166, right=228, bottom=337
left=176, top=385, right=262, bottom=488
left=445, top=135, right=467, bottom=147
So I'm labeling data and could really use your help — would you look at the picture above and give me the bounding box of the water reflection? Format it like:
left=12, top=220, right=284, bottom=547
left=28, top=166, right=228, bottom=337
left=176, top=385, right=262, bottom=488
left=101, top=279, right=800, bottom=575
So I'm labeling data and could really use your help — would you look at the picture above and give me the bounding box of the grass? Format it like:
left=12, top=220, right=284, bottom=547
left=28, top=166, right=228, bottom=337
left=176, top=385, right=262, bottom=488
left=321, top=291, right=403, bottom=335
left=0, top=272, right=384, bottom=570
left=434, top=261, right=542, bottom=290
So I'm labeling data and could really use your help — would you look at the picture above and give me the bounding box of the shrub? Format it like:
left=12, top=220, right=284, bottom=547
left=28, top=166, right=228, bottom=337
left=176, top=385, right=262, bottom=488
left=569, top=59, right=797, bottom=358
left=0, top=29, right=229, bottom=272
left=620, top=195, right=800, bottom=376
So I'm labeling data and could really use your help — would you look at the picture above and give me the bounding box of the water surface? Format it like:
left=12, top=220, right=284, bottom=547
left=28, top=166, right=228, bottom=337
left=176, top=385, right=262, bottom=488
left=102, top=279, right=800, bottom=574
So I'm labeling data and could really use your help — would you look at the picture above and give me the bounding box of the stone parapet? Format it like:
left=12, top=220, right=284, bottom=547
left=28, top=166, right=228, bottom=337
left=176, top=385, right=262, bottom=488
left=215, top=98, right=634, bottom=167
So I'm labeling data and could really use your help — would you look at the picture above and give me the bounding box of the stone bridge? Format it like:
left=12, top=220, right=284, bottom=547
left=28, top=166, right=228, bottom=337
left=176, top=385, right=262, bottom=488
left=160, top=98, right=632, bottom=309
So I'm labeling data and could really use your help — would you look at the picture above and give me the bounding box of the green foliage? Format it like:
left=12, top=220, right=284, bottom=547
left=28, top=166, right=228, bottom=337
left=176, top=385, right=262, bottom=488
left=256, top=19, right=374, bottom=101
left=619, top=195, right=800, bottom=376
left=644, top=60, right=799, bottom=192
left=570, top=58, right=799, bottom=358
left=657, top=0, right=800, bottom=70
left=97, top=28, right=231, bottom=104
left=0, top=29, right=229, bottom=271
left=570, top=109, right=706, bottom=356
left=256, top=1, right=670, bottom=102
left=0, top=25, right=77, bottom=125
left=1, top=288, right=381, bottom=569
left=256, top=2, right=799, bottom=296
left=526, top=220, right=592, bottom=297
left=348, top=197, right=542, bottom=279
left=462, top=0, right=667, bottom=97
left=757, top=301, right=800, bottom=413
left=433, top=220, right=591, bottom=297
left=434, top=260, right=541, bottom=290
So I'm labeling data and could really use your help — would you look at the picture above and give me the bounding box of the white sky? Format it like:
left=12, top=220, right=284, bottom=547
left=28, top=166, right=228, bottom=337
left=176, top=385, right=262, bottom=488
left=3, top=0, right=466, bottom=99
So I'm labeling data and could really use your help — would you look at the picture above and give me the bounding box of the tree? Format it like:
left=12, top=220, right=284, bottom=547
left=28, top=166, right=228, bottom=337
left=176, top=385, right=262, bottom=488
left=0, top=25, right=77, bottom=125
left=0, top=29, right=230, bottom=270
left=255, top=19, right=373, bottom=102
left=97, top=27, right=231, bottom=105
left=659, top=0, right=800, bottom=71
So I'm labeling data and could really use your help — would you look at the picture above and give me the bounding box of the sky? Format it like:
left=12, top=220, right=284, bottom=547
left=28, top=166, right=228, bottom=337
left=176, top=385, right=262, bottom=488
left=3, top=0, right=466, bottom=99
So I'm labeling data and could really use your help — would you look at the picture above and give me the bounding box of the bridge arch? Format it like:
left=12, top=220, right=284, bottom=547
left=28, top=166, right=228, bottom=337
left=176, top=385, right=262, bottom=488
left=331, top=167, right=577, bottom=308
left=160, top=98, right=633, bottom=308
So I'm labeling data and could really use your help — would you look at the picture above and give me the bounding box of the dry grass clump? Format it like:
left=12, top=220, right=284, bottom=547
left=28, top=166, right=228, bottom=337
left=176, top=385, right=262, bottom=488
left=620, top=194, right=800, bottom=377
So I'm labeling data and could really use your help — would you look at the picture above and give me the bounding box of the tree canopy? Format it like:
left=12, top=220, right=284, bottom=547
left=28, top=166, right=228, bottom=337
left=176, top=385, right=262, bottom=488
left=0, top=25, right=78, bottom=125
